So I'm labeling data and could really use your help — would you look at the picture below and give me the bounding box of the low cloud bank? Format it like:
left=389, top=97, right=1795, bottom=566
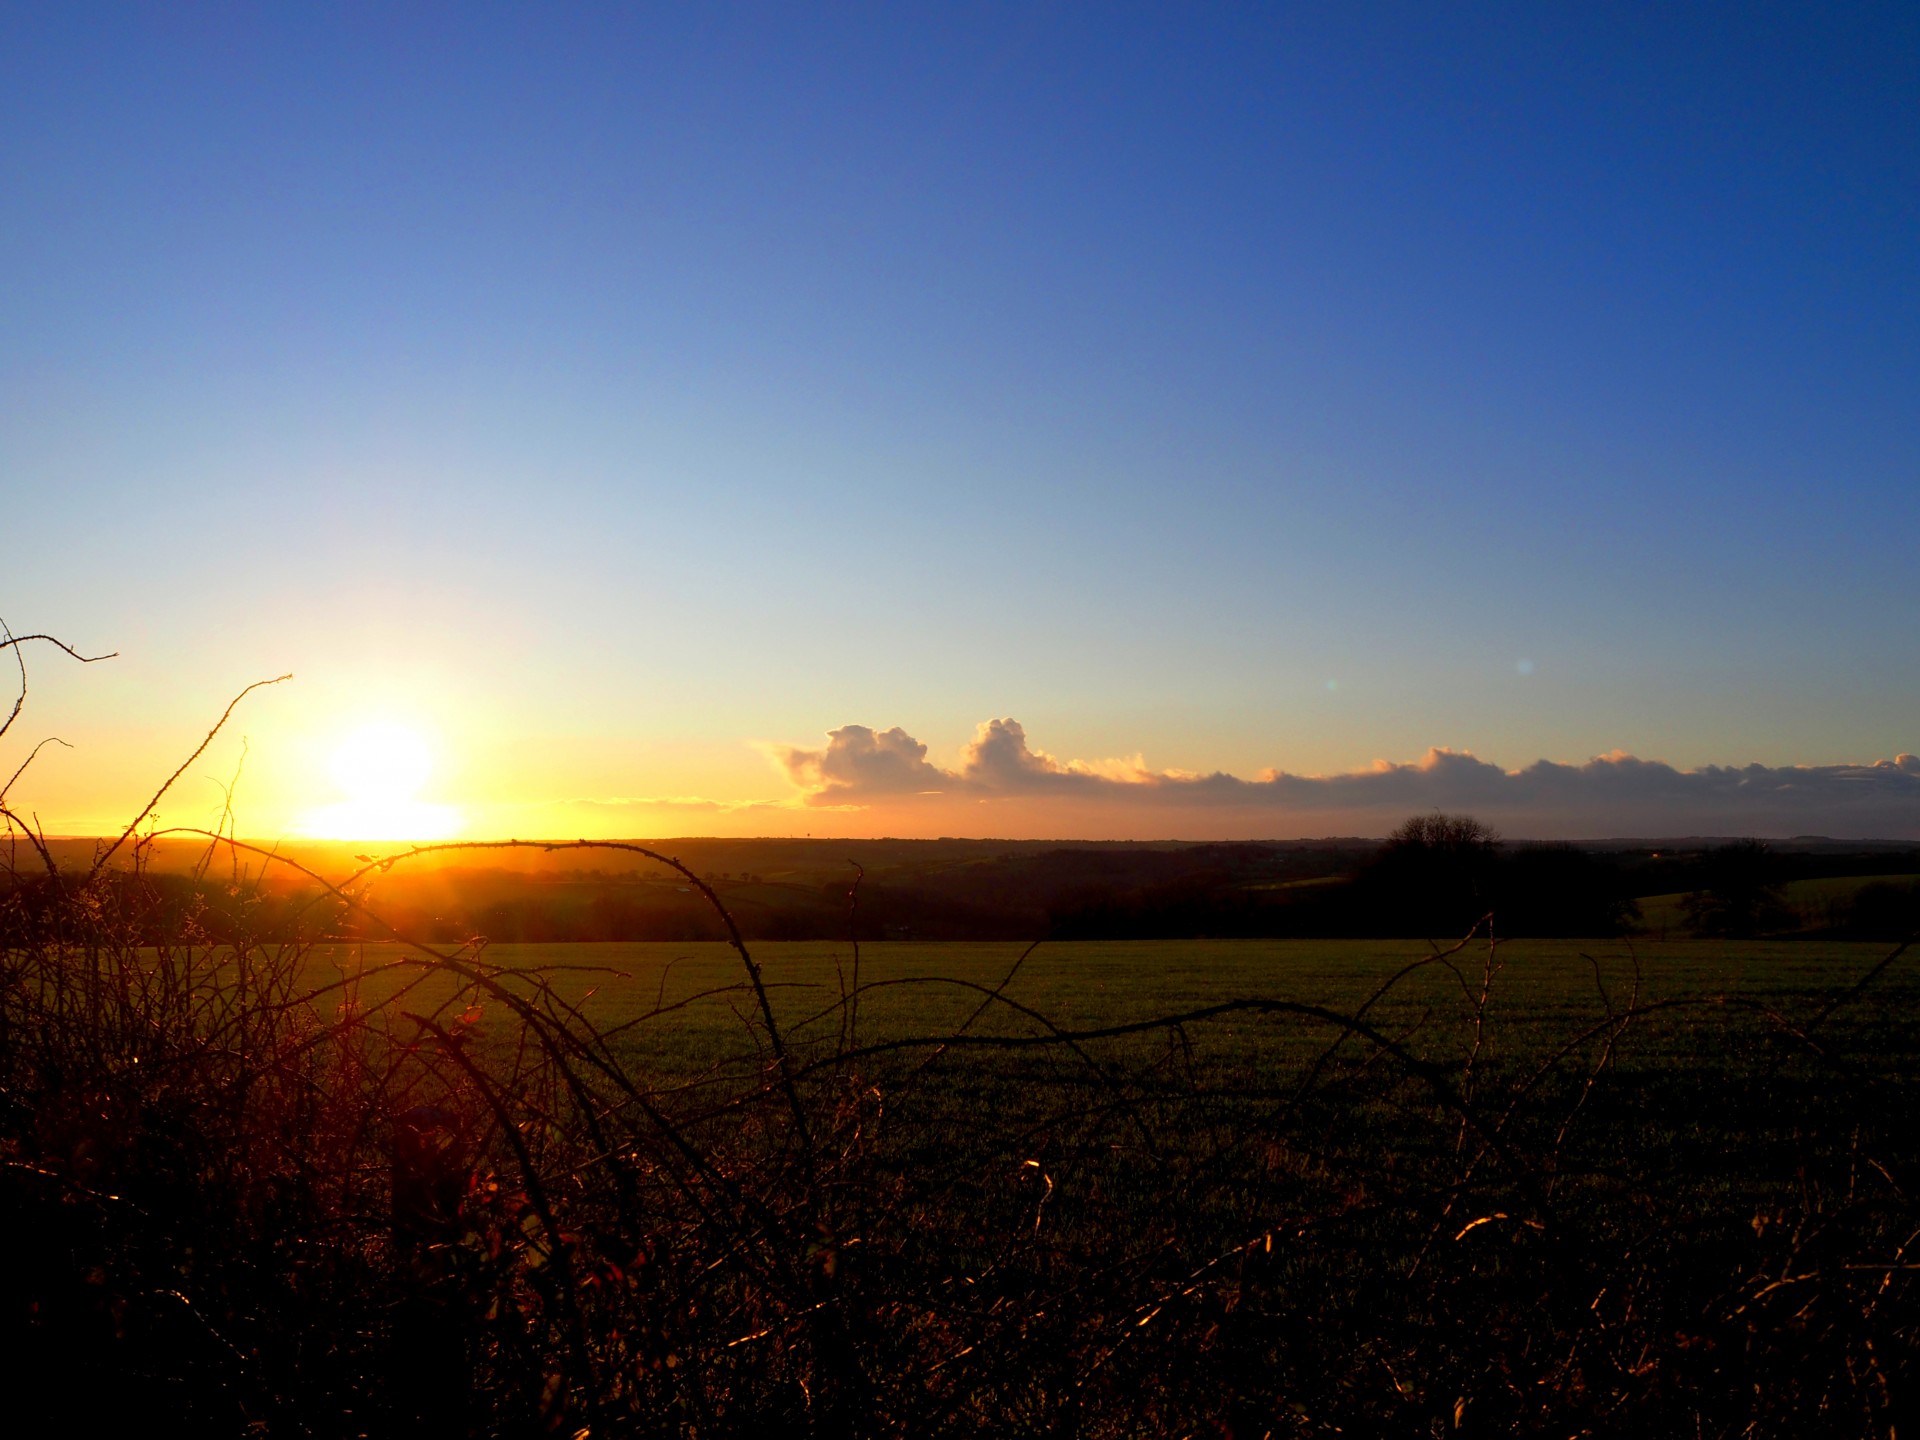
left=774, top=719, right=1920, bottom=837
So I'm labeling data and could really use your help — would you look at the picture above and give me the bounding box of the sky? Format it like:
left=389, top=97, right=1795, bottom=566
left=3, top=2, right=1917, bottom=842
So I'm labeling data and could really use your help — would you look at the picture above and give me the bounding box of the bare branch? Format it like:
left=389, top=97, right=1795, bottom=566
left=1, top=735, right=73, bottom=804
left=0, top=619, right=117, bottom=744
left=0, top=801, right=59, bottom=877
left=88, top=674, right=291, bottom=879
left=324, top=836, right=815, bottom=1152
left=0, top=632, right=118, bottom=663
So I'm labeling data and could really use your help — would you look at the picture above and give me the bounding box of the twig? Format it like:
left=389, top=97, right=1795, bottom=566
left=1, top=736, right=73, bottom=804
left=89, top=675, right=290, bottom=879
left=0, top=619, right=116, bottom=744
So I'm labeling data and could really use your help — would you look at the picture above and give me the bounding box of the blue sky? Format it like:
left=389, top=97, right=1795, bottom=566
left=4, top=4, right=1916, bottom=838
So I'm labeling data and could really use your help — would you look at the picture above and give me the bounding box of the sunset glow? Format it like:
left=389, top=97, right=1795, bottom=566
left=298, top=722, right=460, bottom=841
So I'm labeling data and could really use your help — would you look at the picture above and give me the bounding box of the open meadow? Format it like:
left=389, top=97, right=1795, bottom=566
left=311, top=932, right=1918, bottom=1084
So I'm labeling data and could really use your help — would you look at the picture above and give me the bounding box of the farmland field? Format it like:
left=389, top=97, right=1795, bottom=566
left=313, top=934, right=1920, bottom=1261
left=307, top=934, right=1920, bottom=1204
left=310, top=934, right=1918, bottom=1080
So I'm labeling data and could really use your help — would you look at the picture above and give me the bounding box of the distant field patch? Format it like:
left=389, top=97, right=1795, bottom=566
left=1636, top=872, right=1920, bottom=935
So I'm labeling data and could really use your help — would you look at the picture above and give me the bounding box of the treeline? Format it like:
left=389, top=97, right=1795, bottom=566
left=1055, top=827, right=1920, bottom=941
left=22, top=823, right=1914, bottom=944
left=1050, top=818, right=1641, bottom=939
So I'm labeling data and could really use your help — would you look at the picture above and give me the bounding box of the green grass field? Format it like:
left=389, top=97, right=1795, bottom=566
left=312, top=934, right=1914, bottom=1076
left=313, top=932, right=1920, bottom=1239
left=314, top=933, right=1920, bottom=1242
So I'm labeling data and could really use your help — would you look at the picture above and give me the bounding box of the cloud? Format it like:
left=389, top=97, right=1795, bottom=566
left=773, top=724, right=954, bottom=799
left=771, top=718, right=1920, bottom=836
left=961, top=718, right=1089, bottom=789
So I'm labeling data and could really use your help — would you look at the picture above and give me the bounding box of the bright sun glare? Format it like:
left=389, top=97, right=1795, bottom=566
left=300, top=722, right=462, bottom=841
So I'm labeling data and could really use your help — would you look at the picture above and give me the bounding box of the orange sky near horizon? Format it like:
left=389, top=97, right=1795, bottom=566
left=7, top=650, right=1916, bottom=846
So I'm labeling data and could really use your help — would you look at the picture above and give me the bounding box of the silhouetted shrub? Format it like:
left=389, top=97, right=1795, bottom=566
left=1838, top=877, right=1920, bottom=940
left=1497, top=842, right=1642, bottom=937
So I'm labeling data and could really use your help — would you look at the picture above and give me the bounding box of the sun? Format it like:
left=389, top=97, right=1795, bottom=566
left=299, top=721, right=462, bottom=841
left=330, top=722, right=433, bottom=800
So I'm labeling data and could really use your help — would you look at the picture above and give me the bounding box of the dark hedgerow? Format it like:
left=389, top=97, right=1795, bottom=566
left=2, top=631, right=1917, bottom=1436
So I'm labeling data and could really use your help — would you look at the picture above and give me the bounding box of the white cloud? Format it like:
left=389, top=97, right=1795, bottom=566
left=773, top=724, right=954, bottom=797
left=772, top=719, right=1920, bottom=836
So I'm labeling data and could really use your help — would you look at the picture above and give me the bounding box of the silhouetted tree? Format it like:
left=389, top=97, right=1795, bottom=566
left=1681, top=840, right=1794, bottom=938
left=1356, top=813, right=1500, bottom=937
left=1387, top=813, right=1500, bottom=852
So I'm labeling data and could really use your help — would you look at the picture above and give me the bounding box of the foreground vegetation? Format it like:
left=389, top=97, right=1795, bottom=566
left=4, top=844, right=1915, bottom=1436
